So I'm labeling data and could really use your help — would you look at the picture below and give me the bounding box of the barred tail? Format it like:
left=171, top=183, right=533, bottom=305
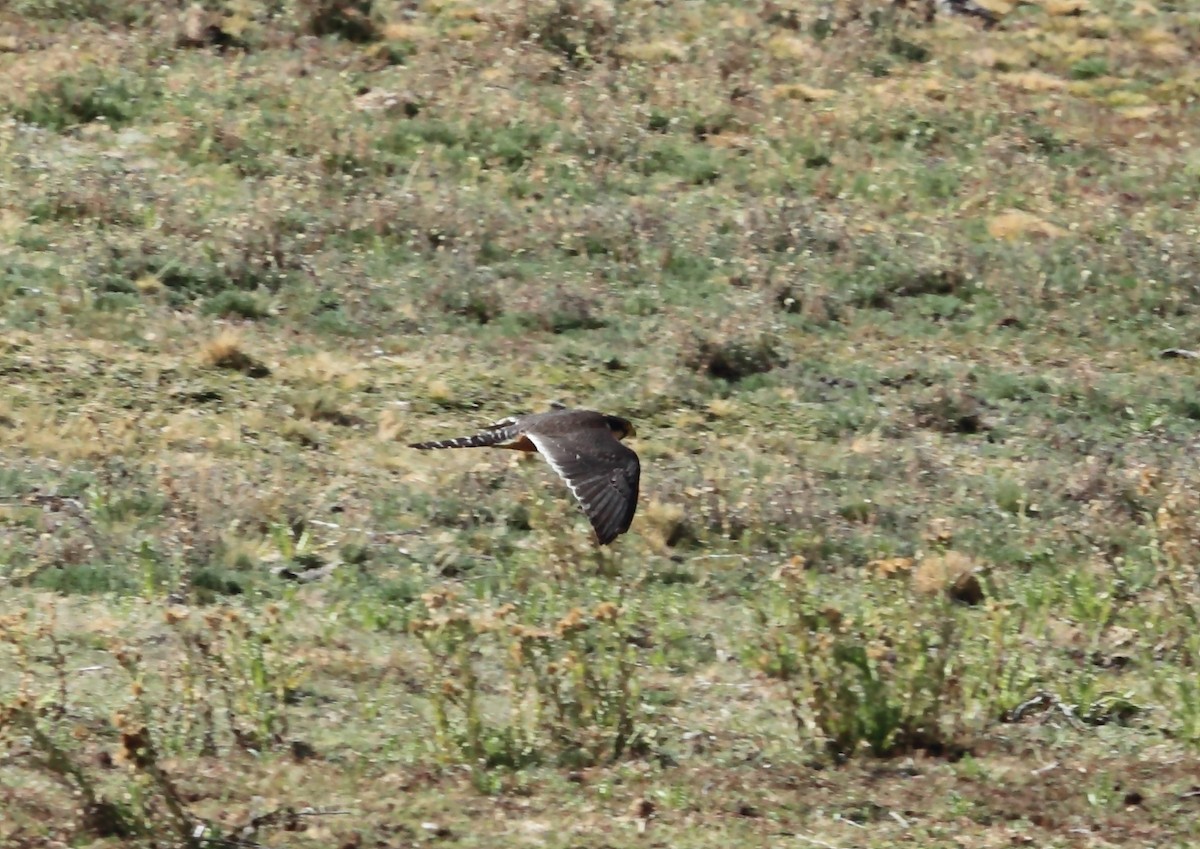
left=409, top=428, right=521, bottom=450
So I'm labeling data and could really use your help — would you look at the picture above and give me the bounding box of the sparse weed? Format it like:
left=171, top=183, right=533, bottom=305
left=754, top=559, right=1037, bottom=761
left=153, top=602, right=304, bottom=754
left=5, top=0, right=1200, bottom=841
left=0, top=601, right=305, bottom=843
left=1143, top=482, right=1200, bottom=746
left=506, top=598, right=643, bottom=764
left=411, top=587, right=645, bottom=772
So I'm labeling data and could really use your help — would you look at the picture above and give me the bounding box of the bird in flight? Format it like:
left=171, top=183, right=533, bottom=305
left=410, top=405, right=640, bottom=545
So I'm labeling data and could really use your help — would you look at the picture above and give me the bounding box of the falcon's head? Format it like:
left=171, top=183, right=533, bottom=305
left=604, top=415, right=636, bottom=441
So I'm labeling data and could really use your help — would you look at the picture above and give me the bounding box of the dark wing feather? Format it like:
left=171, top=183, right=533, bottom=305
left=527, top=428, right=640, bottom=545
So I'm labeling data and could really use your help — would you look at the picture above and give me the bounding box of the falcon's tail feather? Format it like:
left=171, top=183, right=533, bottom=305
left=410, top=426, right=524, bottom=450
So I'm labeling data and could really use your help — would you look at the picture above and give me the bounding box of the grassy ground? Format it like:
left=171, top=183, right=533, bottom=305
left=3, top=0, right=1200, bottom=845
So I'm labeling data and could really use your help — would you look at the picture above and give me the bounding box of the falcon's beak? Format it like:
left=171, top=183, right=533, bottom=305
left=624, top=424, right=637, bottom=439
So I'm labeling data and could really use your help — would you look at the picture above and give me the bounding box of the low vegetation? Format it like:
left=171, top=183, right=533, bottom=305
left=4, top=0, right=1200, bottom=845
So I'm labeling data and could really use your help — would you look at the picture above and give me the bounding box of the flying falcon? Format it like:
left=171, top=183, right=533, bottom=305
left=410, top=406, right=640, bottom=545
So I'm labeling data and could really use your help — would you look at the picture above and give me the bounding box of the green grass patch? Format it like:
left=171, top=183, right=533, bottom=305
left=4, top=1, right=1200, bottom=845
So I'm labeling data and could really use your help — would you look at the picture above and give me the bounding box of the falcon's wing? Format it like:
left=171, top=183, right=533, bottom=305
left=526, top=428, right=640, bottom=545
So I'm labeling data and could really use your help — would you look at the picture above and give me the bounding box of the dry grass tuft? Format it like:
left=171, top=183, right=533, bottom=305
left=200, top=333, right=270, bottom=378
left=986, top=209, right=1067, bottom=240
left=641, top=499, right=695, bottom=551
left=619, top=41, right=687, bottom=63
left=913, top=550, right=981, bottom=601
left=769, top=83, right=838, bottom=103
left=765, top=35, right=822, bottom=62
left=423, top=379, right=456, bottom=407
left=1039, top=0, right=1089, bottom=16
left=1000, top=70, right=1067, bottom=92
left=382, top=22, right=432, bottom=42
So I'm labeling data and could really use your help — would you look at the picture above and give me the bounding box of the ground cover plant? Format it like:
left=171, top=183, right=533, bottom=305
left=3, top=0, right=1200, bottom=845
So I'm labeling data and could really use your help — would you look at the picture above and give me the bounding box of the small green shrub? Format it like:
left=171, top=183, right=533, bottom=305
left=15, top=64, right=161, bottom=132
left=203, top=291, right=270, bottom=320
left=524, top=0, right=618, bottom=68
left=888, top=36, right=930, bottom=64
left=302, top=0, right=382, bottom=43
left=912, top=388, right=985, bottom=435
left=11, top=0, right=150, bottom=24
left=685, top=331, right=786, bottom=382
left=753, top=564, right=1036, bottom=761
left=0, top=601, right=308, bottom=843
left=1070, top=56, right=1109, bottom=80
left=433, top=276, right=506, bottom=325
left=411, top=588, right=646, bottom=770
left=513, top=290, right=607, bottom=334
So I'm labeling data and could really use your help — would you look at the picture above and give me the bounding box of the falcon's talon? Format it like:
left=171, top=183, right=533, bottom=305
left=410, top=407, right=640, bottom=545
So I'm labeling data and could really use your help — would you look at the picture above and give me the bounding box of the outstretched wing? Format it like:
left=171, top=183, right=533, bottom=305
left=527, top=428, right=640, bottom=545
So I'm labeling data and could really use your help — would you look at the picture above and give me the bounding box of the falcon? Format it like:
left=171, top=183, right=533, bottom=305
left=410, top=405, right=640, bottom=545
